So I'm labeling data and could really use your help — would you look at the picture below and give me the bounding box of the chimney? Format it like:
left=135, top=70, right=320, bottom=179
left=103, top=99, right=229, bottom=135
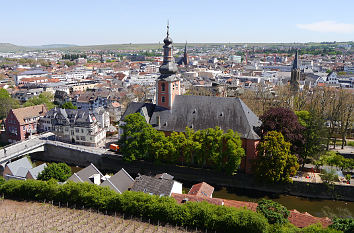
left=156, top=116, right=160, bottom=128
left=92, top=174, right=101, bottom=185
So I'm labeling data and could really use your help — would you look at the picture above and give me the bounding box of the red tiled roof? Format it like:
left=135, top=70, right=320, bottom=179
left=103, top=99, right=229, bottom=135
left=171, top=192, right=332, bottom=228
left=172, top=193, right=223, bottom=206
left=188, top=182, right=214, bottom=198
left=223, top=199, right=257, bottom=211
left=288, top=211, right=332, bottom=228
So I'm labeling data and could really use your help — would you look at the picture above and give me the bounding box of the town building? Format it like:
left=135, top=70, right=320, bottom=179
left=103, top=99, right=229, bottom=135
left=3, top=157, right=47, bottom=180
left=68, top=164, right=134, bottom=194
left=15, top=69, right=48, bottom=85
left=130, top=173, right=182, bottom=197
left=5, top=104, right=48, bottom=142
left=121, top=27, right=261, bottom=174
left=39, top=108, right=108, bottom=147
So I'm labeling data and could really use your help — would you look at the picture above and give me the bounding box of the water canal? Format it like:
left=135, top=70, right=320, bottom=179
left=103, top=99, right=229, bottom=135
left=211, top=187, right=354, bottom=219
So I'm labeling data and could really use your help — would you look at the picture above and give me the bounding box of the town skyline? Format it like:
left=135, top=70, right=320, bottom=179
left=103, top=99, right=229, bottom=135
left=1, top=0, right=354, bottom=46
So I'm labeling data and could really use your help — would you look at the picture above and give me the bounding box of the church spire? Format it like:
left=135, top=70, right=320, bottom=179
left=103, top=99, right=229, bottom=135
left=293, top=50, right=299, bottom=69
left=159, top=22, right=178, bottom=75
left=290, top=50, right=301, bottom=93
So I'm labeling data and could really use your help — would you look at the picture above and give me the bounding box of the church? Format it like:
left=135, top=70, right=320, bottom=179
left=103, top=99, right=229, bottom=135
left=121, top=27, right=261, bottom=174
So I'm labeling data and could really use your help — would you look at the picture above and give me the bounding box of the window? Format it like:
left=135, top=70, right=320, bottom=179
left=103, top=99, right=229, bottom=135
left=75, top=128, right=79, bottom=133
left=81, top=136, right=85, bottom=141
left=161, top=96, right=166, bottom=103
left=161, top=83, right=165, bottom=92
left=81, top=129, right=84, bottom=133
left=76, top=136, right=80, bottom=140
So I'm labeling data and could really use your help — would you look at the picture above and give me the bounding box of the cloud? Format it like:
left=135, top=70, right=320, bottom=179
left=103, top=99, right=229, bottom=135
left=296, top=21, right=354, bottom=33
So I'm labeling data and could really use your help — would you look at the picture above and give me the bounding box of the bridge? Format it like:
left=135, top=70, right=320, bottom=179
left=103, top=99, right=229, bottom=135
left=0, top=132, right=109, bottom=171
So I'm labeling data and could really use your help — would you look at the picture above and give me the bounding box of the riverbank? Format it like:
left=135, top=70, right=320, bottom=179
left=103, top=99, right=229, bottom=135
left=29, top=143, right=354, bottom=203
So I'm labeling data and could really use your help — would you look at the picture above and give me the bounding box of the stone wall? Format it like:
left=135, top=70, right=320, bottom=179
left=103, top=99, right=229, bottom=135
left=31, top=145, right=354, bottom=202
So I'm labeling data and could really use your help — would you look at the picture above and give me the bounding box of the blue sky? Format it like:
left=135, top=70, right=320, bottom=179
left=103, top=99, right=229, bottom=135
left=1, top=0, right=353, bottom=45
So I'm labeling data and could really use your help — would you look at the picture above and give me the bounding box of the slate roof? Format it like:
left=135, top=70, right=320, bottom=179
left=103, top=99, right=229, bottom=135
left=27, top=163, right=47, bottom=179
left=121, top=102, right=155, bottom=121
left=122, top=96, right=261, bottom=140
left=11, top=105, right=47, bottom=125
left=130, top=175, right=175, bottom=196
left=101, top=168, right=134, bottom=194
left=6, top=157, right=33, bottom=178
left=68, top=163, right=104, bottom=184
left=155, top=173, right=174, bottom=180
left=43, top=108, right=97, bottom=127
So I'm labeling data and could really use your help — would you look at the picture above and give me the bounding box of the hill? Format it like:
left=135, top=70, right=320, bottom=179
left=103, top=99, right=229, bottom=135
left=0, top=43, right=28, bottom=52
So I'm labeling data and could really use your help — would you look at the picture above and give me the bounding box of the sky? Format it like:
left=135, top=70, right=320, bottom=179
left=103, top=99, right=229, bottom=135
left=1, top=0, right=354, bottom=46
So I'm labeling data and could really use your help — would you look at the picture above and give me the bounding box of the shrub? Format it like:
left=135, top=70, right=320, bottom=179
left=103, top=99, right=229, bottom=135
left=256, top=199, right=289, bottom=224
left=0, top=179, right=269, bottom=233
left=37, top=162, right=72, bottom=182
left=330, top=218, right=354, bottom=233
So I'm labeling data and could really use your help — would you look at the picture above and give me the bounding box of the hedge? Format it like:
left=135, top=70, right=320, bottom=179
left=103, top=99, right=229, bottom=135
left=0, top=179, right=341, bottom=233
left=0, top=179, right=268, bottom=233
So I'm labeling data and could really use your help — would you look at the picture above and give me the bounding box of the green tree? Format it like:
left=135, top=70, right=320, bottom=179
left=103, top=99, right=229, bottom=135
left=61, top=102, right=77, bottom=109
left=256, top=199, right=289, bottom=224
left=0, top=88, right=20, bottom=119
left=255, top=131, right=299, bottom=183
left=220, top=129, right=245, bottom=175
left=119, top=113, right=158, bottom=161
left=319, top=169, right=338, bottom=185
left=295, top=110, right=325, bottom=168
left=37, top=163, right=72, bottom=182
left=24, top=92, right=55, bottom=110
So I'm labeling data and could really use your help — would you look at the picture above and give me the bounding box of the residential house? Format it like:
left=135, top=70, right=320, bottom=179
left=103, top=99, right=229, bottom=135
left=188, top=182, right=215, bottom=198
left=130, top=173, right=182, bottom=197
left=68, top=164, right=134, bottom=193
left=39, top=108, right=108, bottom=147
left=5, top=104, right=47, bottom=142
left=54, top=90, right=71, bottom=106
left=3, top=157, right=46, bottom=180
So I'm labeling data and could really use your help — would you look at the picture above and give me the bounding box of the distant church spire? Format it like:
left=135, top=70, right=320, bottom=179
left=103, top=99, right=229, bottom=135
left=290, top=50, right=300, bottom=93
left=183, top=41, right=189, bottom=66
left=293, top=50, right=299, bottom=69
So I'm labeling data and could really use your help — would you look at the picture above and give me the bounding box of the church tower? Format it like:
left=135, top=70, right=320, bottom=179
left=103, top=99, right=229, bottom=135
left=290, top=50, right=300, bottom=93
left=156, top=24, right=181, bottom=109
left=183, top=41, right=189, bottom=66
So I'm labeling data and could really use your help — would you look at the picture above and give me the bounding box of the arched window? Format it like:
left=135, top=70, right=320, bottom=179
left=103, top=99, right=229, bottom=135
left=161, top=83, right=166, bottom=92
left=162, top=96, right=166, bottom=103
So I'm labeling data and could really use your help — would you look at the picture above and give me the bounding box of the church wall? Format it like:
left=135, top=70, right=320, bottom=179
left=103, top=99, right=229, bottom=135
left=241, top=138, right=259, bottom=174
left=157, top=81, right=170, bottom=109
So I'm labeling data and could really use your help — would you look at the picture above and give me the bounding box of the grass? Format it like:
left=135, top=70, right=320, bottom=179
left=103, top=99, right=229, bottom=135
left=0, top=199, right=197, bottom=233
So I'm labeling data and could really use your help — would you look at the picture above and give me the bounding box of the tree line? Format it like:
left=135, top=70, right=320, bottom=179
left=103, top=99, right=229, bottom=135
left=62, top=54, right=87, bottom=61
left=240, top=86, right=353, bottom=150
left=119, top=113, right=245, bottom=175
